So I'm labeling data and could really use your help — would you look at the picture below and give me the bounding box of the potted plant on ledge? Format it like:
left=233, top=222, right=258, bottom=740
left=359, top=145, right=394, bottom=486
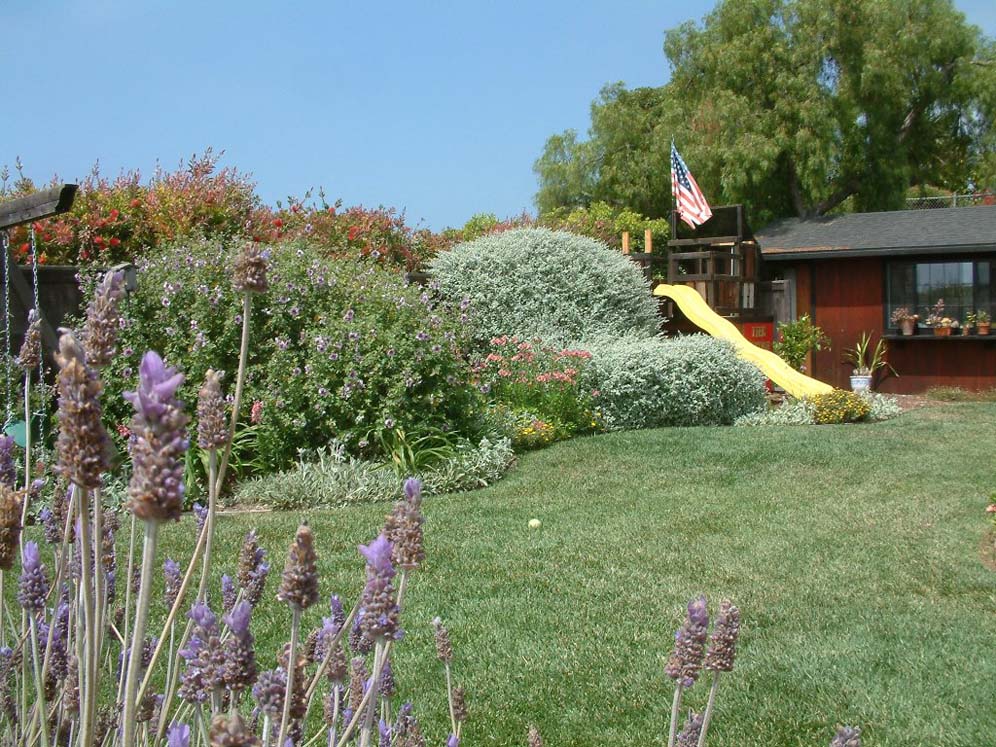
left=845, top=332, right=897, bottom=391
left=925, top=299, right=955, bottom=336
left=891, top=306, right=918, bottom=335
left=977, top=309, right=991, bottom=336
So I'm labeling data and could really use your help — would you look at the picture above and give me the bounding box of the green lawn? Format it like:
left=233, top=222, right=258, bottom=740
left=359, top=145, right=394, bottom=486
left=155, top=401, right=996, bottom=747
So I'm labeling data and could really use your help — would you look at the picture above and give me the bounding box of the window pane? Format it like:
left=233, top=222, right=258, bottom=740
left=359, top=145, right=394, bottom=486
left=887, top=259, right=993, bottom=328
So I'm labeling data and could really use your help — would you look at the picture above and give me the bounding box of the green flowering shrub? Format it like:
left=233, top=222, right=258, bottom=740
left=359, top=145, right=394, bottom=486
left=811, top=390, right=872, bottom=424
left=580, top=335, right=767, bottom=429
left=430, top=228, right=660, bottom=345
left=538, top=201, right=670, bottom=254
left=91, top=236, right=480, bottom=472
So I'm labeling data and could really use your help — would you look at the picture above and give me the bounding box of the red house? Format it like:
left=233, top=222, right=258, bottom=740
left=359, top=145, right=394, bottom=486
left=756, top=205, right=996, bottom=393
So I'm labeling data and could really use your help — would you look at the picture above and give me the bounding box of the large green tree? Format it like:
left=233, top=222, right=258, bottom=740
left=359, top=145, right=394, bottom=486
left=535, top=0, right=996, bottom=224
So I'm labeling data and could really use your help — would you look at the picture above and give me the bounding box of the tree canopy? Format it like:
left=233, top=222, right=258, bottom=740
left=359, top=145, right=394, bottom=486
left=534, top=0, right=996, bottom=225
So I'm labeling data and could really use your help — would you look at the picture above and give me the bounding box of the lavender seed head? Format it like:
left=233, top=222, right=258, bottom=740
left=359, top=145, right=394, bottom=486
left=704, top=600, right=740, bottom=673
left=197, top=369, right=229, bottom=449
left=358, top=534, right=400, bottom=641
left=0, top=486, right=23, bottom=570
left=527, top=726, right=543, bottom=747
left=209, top=712, right=260, bottom=747
left=277, top=524, right=319, bottom=611
left=164, top=557, right=182, bottom=608
left=675, top=710, right=704, bottom=747
left=0, top=437, right=15, bottom=490
left=232, top=244, right=269, bottom=295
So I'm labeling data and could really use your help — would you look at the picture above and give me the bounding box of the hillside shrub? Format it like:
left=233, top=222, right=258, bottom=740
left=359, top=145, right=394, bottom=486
left=430, top=228, right=660, bottom=344
left=89, top=236, right=480, bottom=472
left=539, top=201, right=670, bottom=254
left=580, top=335, right=767, bottom=429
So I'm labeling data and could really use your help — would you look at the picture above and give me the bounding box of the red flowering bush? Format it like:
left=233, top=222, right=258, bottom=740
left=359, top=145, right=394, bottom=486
left=474, top=336, right=602, bottom=448
left=1, top=154, right=436, bottom=270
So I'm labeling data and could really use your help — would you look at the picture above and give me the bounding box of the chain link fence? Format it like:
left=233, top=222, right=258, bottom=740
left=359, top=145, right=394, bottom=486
left=906, top=192, right=996, bottom=209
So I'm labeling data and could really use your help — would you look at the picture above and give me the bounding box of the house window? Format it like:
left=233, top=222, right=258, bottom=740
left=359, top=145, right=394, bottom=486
left=886, top=259, right=993, bottom=326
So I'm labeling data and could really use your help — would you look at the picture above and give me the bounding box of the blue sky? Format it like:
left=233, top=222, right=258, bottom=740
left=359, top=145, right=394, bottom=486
left=3, top=1, right=995, bottom=230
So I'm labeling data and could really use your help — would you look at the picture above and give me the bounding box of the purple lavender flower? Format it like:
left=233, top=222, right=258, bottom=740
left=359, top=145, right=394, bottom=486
left=164, top=558, right=182, bottom=608
left=357, top=534, right=400, bottom=641
left=18, top=541, right=48, bottom=610
left=193, top=503, right=208, bottom=532
left=378, top=720, right=392, bottom=747
left=222, top=601, right=257, bottom=693
left=704, top=600, right=740, bottom=673
left=166, top=722, right=191, bottom=747
left=830, top=726, right=862, bottom=747
left=178, top=602, right=225, bottom=703
left=447, top=735, right=459, bottom=747
left=252, top=667, right=286, bottom=719
left=665, top=596, right=710, bottom=689
left=675, top=711, right=704, bottom=747
left=124, top=351, right=189, bottom=523
left=221, top=574, right=237, bottom=614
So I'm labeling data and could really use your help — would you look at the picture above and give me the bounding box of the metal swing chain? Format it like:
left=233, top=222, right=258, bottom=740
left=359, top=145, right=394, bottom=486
left=0, top=230, right=12, bottom=431
left=29, top=225, right=46, bottom=453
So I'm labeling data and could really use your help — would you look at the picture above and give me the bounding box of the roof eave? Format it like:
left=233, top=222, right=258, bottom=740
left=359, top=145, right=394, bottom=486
left=761, top=242, right=996, bottom=261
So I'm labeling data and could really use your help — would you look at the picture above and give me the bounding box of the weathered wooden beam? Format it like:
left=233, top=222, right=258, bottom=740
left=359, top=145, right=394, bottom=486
left=0, top=184, right=78, bottom=231
left=667, top=235, right=740, bottom=247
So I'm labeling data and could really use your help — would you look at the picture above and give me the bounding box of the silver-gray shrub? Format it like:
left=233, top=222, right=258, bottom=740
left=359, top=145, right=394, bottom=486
left=859, top=392, right=903, bottom=421
left=429, top=228, right=660, bottom=344
left=735, top=399, right=815, bottom=426
left=233, top=437, right=515, bottom=509
left=582, top=335, right=767, bottom=430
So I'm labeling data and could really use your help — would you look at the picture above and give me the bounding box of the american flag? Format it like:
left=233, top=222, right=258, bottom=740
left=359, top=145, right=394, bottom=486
left=671, top=142, right=713, bottom=228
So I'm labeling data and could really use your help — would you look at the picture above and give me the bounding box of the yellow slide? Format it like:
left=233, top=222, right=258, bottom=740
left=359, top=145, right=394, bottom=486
left=653, top=283, right=833, bottom=399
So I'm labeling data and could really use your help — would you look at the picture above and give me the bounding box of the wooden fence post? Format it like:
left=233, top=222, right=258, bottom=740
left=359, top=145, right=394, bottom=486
left=644, top=229, right=653, bottom=254
left=621, top=231, right=630, bottom=255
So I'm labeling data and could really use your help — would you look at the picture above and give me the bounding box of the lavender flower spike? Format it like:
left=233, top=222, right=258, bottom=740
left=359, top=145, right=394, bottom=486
left=54, top=330, right=111, bottom=489
left=197, top=369, right=229, bottom=449
left=358, top=534, right=400, bottom=641
left=277, top=524, right=318, bottom=611
left=665, top=596, right=710, bottom=688
left=17, top=309, right=41, bottom=369
left=222, top=601, right=258, bottom=693
left=83, top=270, right=126, bottom=368
left=208, top=712, right=260, bottom=747
left=0, top=436, right=14, bottom=489
left=18, top=541, right=49, bottom=610
left=164, top=558, right=182, bottom=608
left=385, top=477, right=425, bottom=570
left=703, top=600, right=740, bottom=673
left=830, top=726, right=862, bottom=747
left=124, top=351, right=189, bottom=523
left=232, top=243, right=269, bottom=295
left=675, top=711, right=704, bottom=747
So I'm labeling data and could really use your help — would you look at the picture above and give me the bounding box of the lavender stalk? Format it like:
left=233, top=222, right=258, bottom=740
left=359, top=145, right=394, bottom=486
left=697, top=601, right=740, bottom=747
left=121, top=350, right=188, bottom=747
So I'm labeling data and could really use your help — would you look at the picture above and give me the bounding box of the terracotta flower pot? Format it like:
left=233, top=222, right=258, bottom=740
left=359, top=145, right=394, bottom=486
left=899, top=319, right=916, bottom=336
left=978, top=323, right=991, bottom=336
left=933, top=326, right=952, bottom=337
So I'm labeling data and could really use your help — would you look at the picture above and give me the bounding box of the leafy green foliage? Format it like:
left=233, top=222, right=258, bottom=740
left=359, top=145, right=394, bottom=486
left=92, top=236, right=480, bottom=473
left=580, top=335, right=767, bottom=429
left=535, top=0, right=996, bottom=224
left=538, top=201, right=670, bottom=254
left=773, top=315, right=830, bottom=372
left=430, top=228, right=660, bottom=345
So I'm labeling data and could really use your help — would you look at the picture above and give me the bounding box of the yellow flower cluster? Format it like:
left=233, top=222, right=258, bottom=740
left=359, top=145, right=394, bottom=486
left=811, top=390, right=871, bottom=424
left=514, top=419, right=558, bottom=449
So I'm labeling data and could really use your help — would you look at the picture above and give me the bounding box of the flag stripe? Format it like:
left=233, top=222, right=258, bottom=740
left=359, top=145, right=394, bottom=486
left=670, top=143, right=713, bottom=228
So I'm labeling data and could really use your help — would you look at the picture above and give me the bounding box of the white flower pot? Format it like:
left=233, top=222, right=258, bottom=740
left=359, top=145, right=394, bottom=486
left=850, top=374, right=873, bottom=392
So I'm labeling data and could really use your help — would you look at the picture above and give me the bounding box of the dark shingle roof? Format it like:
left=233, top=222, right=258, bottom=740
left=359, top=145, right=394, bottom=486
left=757, top=204, right=996, bottom=260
